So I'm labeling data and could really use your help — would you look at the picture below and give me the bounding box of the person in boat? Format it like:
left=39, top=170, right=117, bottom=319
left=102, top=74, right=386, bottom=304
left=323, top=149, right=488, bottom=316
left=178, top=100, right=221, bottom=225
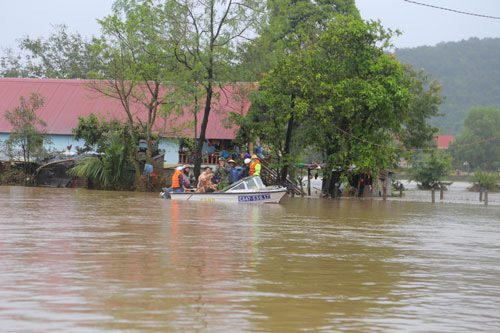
left=239, top=158, right=251, bottom=180
left=227, top=159, right=241, bottom=184
left=215, top=157, right=230, bottom=190
left=197, top=167, right=216, bottom=193
left=249, top=154, right=261, bottom=176
left=172, top=165, right=188, bottom=192
left=182, top=165, right=192, bottom=190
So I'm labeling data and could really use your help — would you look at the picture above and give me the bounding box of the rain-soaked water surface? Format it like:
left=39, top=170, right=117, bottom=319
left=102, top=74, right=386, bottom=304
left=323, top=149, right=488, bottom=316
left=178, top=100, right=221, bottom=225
left=1, top=185, right=500, bottom=332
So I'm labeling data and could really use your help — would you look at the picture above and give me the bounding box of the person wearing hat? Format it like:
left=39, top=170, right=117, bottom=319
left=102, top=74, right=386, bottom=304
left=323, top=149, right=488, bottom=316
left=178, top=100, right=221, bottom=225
left=172, top=165, right=188, bottom=192
left=249, top=154, right=261, bottom=176
left=216, top=157, right=230, bottom=189
left=227, top=159, right=241, bottom=184
left=239, top=158, right=251, bottom=180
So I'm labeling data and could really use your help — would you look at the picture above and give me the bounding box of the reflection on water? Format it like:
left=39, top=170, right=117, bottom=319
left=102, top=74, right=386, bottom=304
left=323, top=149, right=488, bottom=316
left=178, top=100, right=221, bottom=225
left=1, top=186, right=500, bottom=332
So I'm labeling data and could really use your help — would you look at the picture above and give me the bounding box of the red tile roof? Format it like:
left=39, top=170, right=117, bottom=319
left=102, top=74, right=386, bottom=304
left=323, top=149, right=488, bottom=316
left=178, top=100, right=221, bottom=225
left=0, top=78, right=253, bottom=139
left=434, top=135, right=454, bottom=149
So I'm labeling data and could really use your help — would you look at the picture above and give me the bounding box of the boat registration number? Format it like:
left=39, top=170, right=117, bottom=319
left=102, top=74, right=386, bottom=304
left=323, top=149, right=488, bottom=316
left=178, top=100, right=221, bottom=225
left=200, top=198, right=216, bottom=203
left=238, top=194, right=271, bottom=202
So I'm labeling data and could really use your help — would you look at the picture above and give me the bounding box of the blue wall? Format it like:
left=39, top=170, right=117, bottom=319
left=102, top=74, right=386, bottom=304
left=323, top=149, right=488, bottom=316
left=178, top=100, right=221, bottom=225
left=1, top=132, right=180, bottom=165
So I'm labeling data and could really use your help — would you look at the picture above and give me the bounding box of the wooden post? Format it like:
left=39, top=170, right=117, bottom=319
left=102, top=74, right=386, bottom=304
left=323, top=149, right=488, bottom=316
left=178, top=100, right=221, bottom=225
left=399, top=183, right=403, bottom=198
left=307, top=168, right=311, bottom=196
left=485, top=190, right=488, bottom=206
left=431, top=187, right=435, bottom=203
left=440, top=184, right=444, bottom=200
left=383, top=178, right=387, bottom=201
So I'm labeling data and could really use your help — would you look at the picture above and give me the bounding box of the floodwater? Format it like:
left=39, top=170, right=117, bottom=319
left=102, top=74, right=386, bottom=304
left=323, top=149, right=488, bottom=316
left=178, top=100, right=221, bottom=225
left=1, top=186, right=500, bottom=332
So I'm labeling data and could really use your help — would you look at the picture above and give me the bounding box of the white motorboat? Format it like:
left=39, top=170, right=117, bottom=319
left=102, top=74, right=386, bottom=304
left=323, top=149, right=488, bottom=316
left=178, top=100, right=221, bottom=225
left=166, top=176, right=287, bottom=204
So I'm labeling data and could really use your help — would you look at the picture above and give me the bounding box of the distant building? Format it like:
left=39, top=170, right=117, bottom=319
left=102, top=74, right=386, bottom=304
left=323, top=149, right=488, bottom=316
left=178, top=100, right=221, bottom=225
left=434, top=135, right=454, bottom=149
left=0, top=78, right=253, bottom=165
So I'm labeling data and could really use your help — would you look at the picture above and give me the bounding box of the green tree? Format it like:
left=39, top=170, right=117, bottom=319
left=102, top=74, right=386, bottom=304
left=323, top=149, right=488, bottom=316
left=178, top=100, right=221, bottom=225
left=242, top=1, right=359, bottom=183
left=161, top=0, right=265, bottom=178
left=3, top=93, right=52, bottom=174
left=72, top=113, right=123, bottom=154
left=0, top=24, right=99, bottom=79
left=450, top=106, right=500, bottom=171
left=471, top=169, right=497, bottom=192
left=400, top=65, right=444, bottom=149
left=411, top=151, right=452, bottom=189
left=89, top=1, right=179, bottom=187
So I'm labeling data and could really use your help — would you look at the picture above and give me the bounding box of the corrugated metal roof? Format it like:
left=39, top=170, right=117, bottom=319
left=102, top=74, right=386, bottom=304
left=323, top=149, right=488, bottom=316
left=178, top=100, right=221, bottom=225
left=0, top=78, right=253, bottom=140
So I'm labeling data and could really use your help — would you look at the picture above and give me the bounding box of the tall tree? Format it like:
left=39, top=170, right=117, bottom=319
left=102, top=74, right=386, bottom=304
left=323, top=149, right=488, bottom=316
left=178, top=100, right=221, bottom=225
left=304, top=17, right=412, bottom=177
left=244, top=0, right=359, bottom=183
left=160, top=0, right=265, bottom=178
left=89, top=1, right=179, bottom=187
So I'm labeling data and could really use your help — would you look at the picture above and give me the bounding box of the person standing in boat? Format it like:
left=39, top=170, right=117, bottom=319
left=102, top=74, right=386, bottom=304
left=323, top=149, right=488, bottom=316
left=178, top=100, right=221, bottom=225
left=216, top=158, right=230, bottom=189
left=172, top=165, right=188, bottom=192
left=228, top=159, right=241, bottom=184
left=249, top=155, right=261, bottom=176
left=239, top=158, right=251, bottom=180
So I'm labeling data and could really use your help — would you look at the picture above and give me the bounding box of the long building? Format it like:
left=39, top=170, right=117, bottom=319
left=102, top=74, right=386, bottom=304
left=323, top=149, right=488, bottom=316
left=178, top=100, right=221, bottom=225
left=0, top=78, right=252, bottom=165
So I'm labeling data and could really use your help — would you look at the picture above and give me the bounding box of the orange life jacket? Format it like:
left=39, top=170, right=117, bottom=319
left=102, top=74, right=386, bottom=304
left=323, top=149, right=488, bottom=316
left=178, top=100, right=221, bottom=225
left=172, top=169, right=183, bottom=188
left=249, top=160, right=260, bottom=176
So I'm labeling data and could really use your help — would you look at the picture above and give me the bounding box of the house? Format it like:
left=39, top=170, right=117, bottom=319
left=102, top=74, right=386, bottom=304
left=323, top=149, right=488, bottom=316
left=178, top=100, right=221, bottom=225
left=0, top=78, right=253, bottom=166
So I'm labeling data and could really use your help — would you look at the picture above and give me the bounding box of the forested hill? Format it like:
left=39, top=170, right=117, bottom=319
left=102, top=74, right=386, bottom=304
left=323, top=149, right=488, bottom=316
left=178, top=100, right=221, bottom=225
left=395, top=37, right=500, bottom=135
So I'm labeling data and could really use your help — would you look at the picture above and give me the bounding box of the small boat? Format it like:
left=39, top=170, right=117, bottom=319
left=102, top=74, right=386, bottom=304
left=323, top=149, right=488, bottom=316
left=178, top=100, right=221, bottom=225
left=165, top=176, right=287, bottom=204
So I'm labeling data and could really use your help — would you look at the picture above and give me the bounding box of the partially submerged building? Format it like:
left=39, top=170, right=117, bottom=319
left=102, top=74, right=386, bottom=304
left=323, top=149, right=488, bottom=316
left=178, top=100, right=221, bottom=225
left=0, top=78, right=253, bottom=167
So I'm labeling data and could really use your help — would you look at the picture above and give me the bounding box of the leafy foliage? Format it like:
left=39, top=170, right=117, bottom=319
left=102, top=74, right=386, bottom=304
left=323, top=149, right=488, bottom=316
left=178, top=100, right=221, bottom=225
left=3, top=93, right=52, bottom=173
left=72, top=113, right=123, bottom=154
left=0, top=24, right=99, bottom=79
left=471, top=169, right=498, bottom=191
left=449, top=106, right=500, bottom=171
left=68, top=132, right=133, bottom=190
left=411, top=151, right=452, bottom=189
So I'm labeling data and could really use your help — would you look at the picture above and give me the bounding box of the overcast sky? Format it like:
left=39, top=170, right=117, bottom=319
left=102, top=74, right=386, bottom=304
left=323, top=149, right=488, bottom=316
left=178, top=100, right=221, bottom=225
left=1, top=0, right=500, bottom=50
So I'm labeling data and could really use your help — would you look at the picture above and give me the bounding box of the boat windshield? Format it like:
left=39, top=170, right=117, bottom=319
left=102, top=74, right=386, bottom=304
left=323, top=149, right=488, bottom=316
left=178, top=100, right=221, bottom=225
left=220, top=176, right=265, bottom=193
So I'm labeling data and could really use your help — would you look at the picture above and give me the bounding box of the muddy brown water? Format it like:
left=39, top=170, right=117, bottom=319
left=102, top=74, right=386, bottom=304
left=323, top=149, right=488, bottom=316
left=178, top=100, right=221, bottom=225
left=1, top=186, right=500, bottom=332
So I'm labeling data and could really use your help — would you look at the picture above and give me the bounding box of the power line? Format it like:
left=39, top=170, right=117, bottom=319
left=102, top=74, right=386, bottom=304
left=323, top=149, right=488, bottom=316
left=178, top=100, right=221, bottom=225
left=331, top=122, right=500, bottom=152
left=402, top=0, right=500, bottom=20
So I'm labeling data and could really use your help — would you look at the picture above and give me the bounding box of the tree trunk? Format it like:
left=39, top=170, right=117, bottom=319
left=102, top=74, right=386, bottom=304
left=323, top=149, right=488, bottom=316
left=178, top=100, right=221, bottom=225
left=280, top=95, right=295, bottom=184
left=194, top=84, right=213, bottom=179
left=431, top=187, right=435, bottom=203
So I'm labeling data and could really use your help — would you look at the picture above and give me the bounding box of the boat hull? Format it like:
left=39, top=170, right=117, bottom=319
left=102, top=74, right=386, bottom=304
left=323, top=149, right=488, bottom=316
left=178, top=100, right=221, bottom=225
left=170, top=189, right=287, bottom=204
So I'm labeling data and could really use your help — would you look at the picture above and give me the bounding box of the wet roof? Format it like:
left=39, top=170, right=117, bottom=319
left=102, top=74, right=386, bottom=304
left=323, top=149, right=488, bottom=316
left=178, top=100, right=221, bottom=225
left=0, top=78, right=253, bottom=139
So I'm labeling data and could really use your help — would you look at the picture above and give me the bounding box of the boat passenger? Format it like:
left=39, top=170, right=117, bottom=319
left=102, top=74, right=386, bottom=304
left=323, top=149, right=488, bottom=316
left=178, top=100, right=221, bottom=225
left=182, top=165, right=192, bottom=189
left=249, top=154, right=261, bottom=176
left=197, top=167, right=216, bottom=193
left=172, top=166, right=188, bottom=192
left=216, top=157, right=231, bottom=189
left=228, top=159, right=241, bottom=184
left=239, top=158, right=251, bottom=180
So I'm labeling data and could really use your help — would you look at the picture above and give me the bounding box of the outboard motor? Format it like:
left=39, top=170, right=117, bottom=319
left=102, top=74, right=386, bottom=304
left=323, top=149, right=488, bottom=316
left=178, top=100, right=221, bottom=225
left=160, top=187, right=173, bottom=199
